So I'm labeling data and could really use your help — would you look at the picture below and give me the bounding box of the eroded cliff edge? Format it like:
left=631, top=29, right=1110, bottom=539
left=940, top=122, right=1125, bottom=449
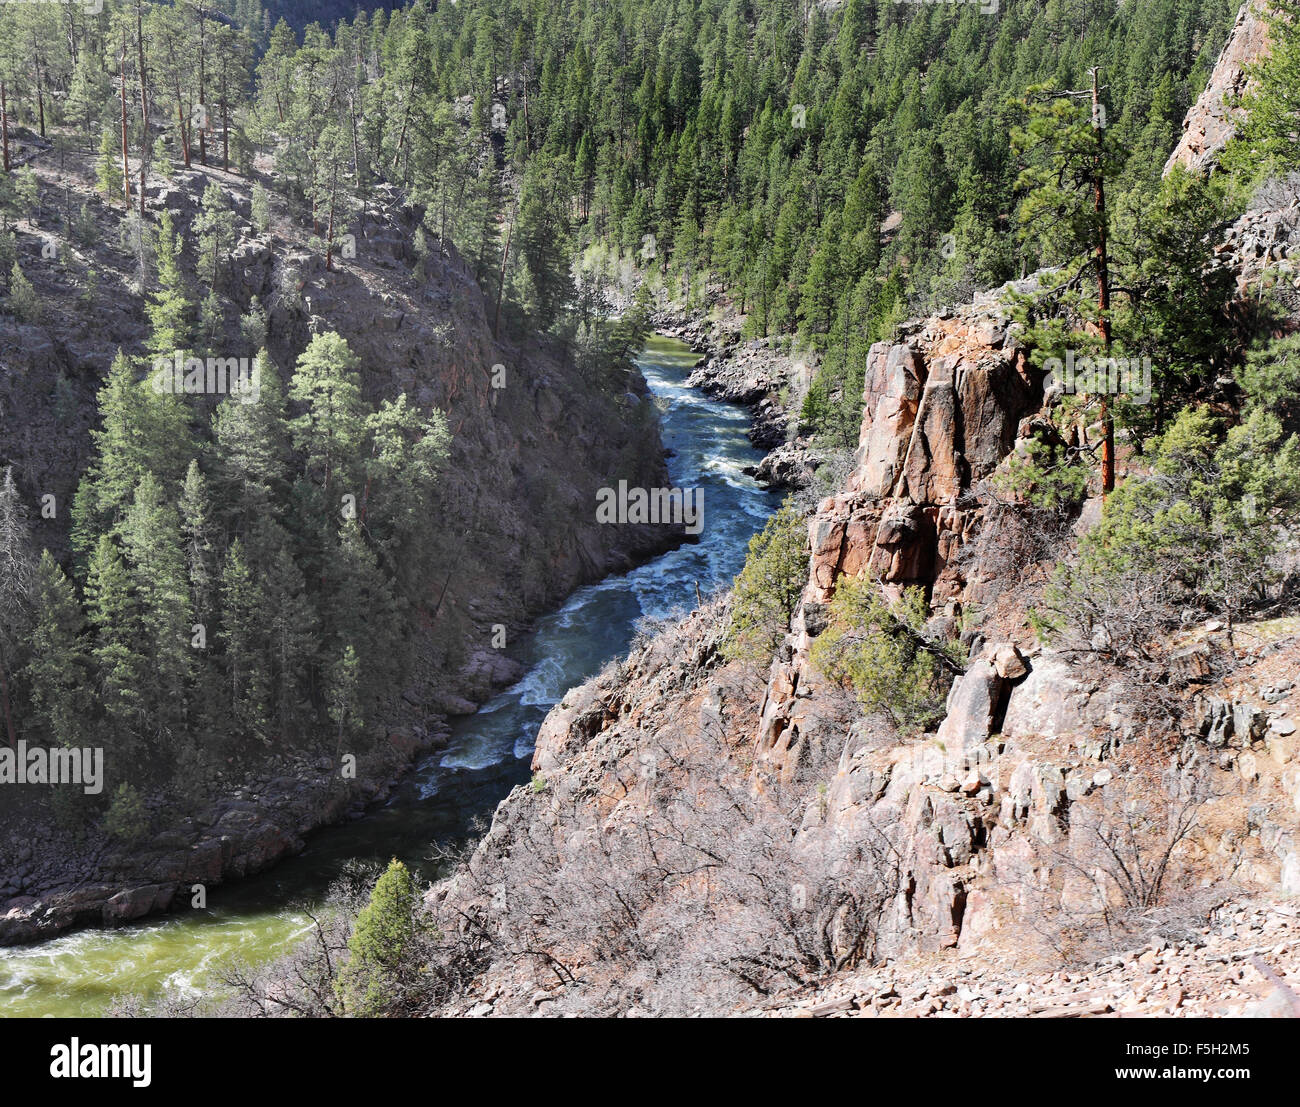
left=424, top=271, right=1300, bottom=1016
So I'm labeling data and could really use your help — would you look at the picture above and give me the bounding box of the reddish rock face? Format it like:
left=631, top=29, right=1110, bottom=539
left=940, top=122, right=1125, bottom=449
left=853, top=341, right=925, bottom=498
left=1165, top=0, right=1272, bottom=175
left=806, top=311, right=1041, bottom=609
left=759, top=306, right=1044, bottom=773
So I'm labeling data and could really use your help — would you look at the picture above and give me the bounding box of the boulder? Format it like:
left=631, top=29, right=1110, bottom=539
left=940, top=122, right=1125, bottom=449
left=753, top=441, right=819, bottom=490
left=936, top=659, right=1005, bottom=753
left=1002, top=652, right=1094, bottom=743
left=987, top=642, right=1028, bottom=680
left=103, top=884, right=176, bottom=925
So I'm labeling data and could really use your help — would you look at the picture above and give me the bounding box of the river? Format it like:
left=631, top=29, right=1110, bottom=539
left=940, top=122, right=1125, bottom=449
left=0, top=335, right=780, bottom=1017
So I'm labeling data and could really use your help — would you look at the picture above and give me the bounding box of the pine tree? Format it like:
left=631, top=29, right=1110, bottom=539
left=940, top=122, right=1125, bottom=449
left=325, top=521, right=399, bottom=708
left=513, top=153, right=576, bottom=326
left=363, top=395, right=450, bottom=553
left=0, top=467, right=36, bottom=747
left=212, top=349, right=290, bottom=521
left=723, top=502, right=809, bottom=662
left=1011, top=77, right=1124, bottom=491
left=7, top=262, right=40, bottom=324
left=96, top=126, right=124, bottom=199
left=179, top=460, right=214, bottom=625
left=68, top=54, right=112, bottom=150
left=194, top=182, right=237, bottom=292
left=147, top=210, right=192, bottom=357
left=288, top=331, right=367, bottom=498
left=248, top=518, right=318, bottom=737
left=798, top=209, right=842, bottom=341
left=327, top=641, right=361, bottom=748
left=24, top=551, right=91, bottom=748
left=72, top=348, right=197, bottom=565
left=334, top=858, right=418, bottom=1016
left=121, top=472, right=194, bottom=741
left=1233, top=0, right=1300, bottom=173
left=220, top=537, right=271, bottom=743
left=84, top=534, right=145, bottom=757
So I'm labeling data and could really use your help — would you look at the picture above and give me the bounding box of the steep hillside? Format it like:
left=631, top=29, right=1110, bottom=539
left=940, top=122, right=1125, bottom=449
left=414, top=161, right=1300, bottom=1011
left=0, top=150, right=675, bottom=943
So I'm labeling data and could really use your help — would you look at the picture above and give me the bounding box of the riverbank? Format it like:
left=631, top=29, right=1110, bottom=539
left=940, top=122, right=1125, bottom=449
left=1, top=519, right=687, bottom=949
left=651, top=300, right=823, bottom=491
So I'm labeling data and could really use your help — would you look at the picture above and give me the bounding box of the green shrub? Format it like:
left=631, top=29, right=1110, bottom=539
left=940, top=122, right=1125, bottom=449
left=1236, top=333, right=1300, bottom=434
left=723, top=502, right=809, bottom=662
left=335, top=858, right=419, bottom=1017
left=8, top=263, right=41, bottom=324
left=104, top=782, right=148, bottom=843
left=995, top=429, right=1087, bottom=512
left=811, top=578, right=962, bottom=735
left=1040, top=404, right=1300, bottom=656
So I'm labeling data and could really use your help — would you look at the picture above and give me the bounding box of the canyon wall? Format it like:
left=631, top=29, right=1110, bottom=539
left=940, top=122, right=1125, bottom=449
left=0, top=162, right=674, bottom=943
left=430, top=271, right=1300, bottom=1015
left=1165, top=0, right=1272, bottom=175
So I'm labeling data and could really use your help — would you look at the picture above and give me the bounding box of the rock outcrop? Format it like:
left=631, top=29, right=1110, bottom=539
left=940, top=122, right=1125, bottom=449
left=1165, top=0, right=1271, bottom=175
left=756, top=304, right=1042, bottom=771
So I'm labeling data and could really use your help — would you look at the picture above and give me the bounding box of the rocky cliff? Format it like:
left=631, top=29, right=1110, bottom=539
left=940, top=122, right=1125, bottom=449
left=1165, top=0, right=1272, bottom=175
left=424, top=277, right=1300, bottom=1017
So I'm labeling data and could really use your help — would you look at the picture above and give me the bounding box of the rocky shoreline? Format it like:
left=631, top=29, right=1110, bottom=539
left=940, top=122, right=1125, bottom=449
left=651, top=302, right=822, bottom=490
left=1, top=728, right=443, bottom=945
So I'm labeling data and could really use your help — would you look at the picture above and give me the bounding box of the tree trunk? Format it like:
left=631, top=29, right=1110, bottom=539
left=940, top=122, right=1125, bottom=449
left=119, top=43, right=131, bottom=206
left=390, top=70, right=418, bottom=170
left=176, top=90, right=191, bottom=167
left=324, top=157, right=338, bottom=270
left=1, top=81, right=9, bottom=173
left=197, top=2, right=208, bottom=166
left=221, top=63, right=229, bottom=171
left=135, top=1, right=148, bottom=220
left=63, top=3, right=79, bottom=69
left=34, top=52, right=46, bottom=139
left=493, top=200, right=516, bottom=337
left=0, top=659, right=15, bottom=750
left=1091, top=68, right=1115, bottom=496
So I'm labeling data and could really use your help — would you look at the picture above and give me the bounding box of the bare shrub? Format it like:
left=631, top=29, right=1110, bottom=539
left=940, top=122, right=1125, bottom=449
left=427, top=688, right=901, bottom=1015
left=1022, top=767, right=1230, bottom=963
